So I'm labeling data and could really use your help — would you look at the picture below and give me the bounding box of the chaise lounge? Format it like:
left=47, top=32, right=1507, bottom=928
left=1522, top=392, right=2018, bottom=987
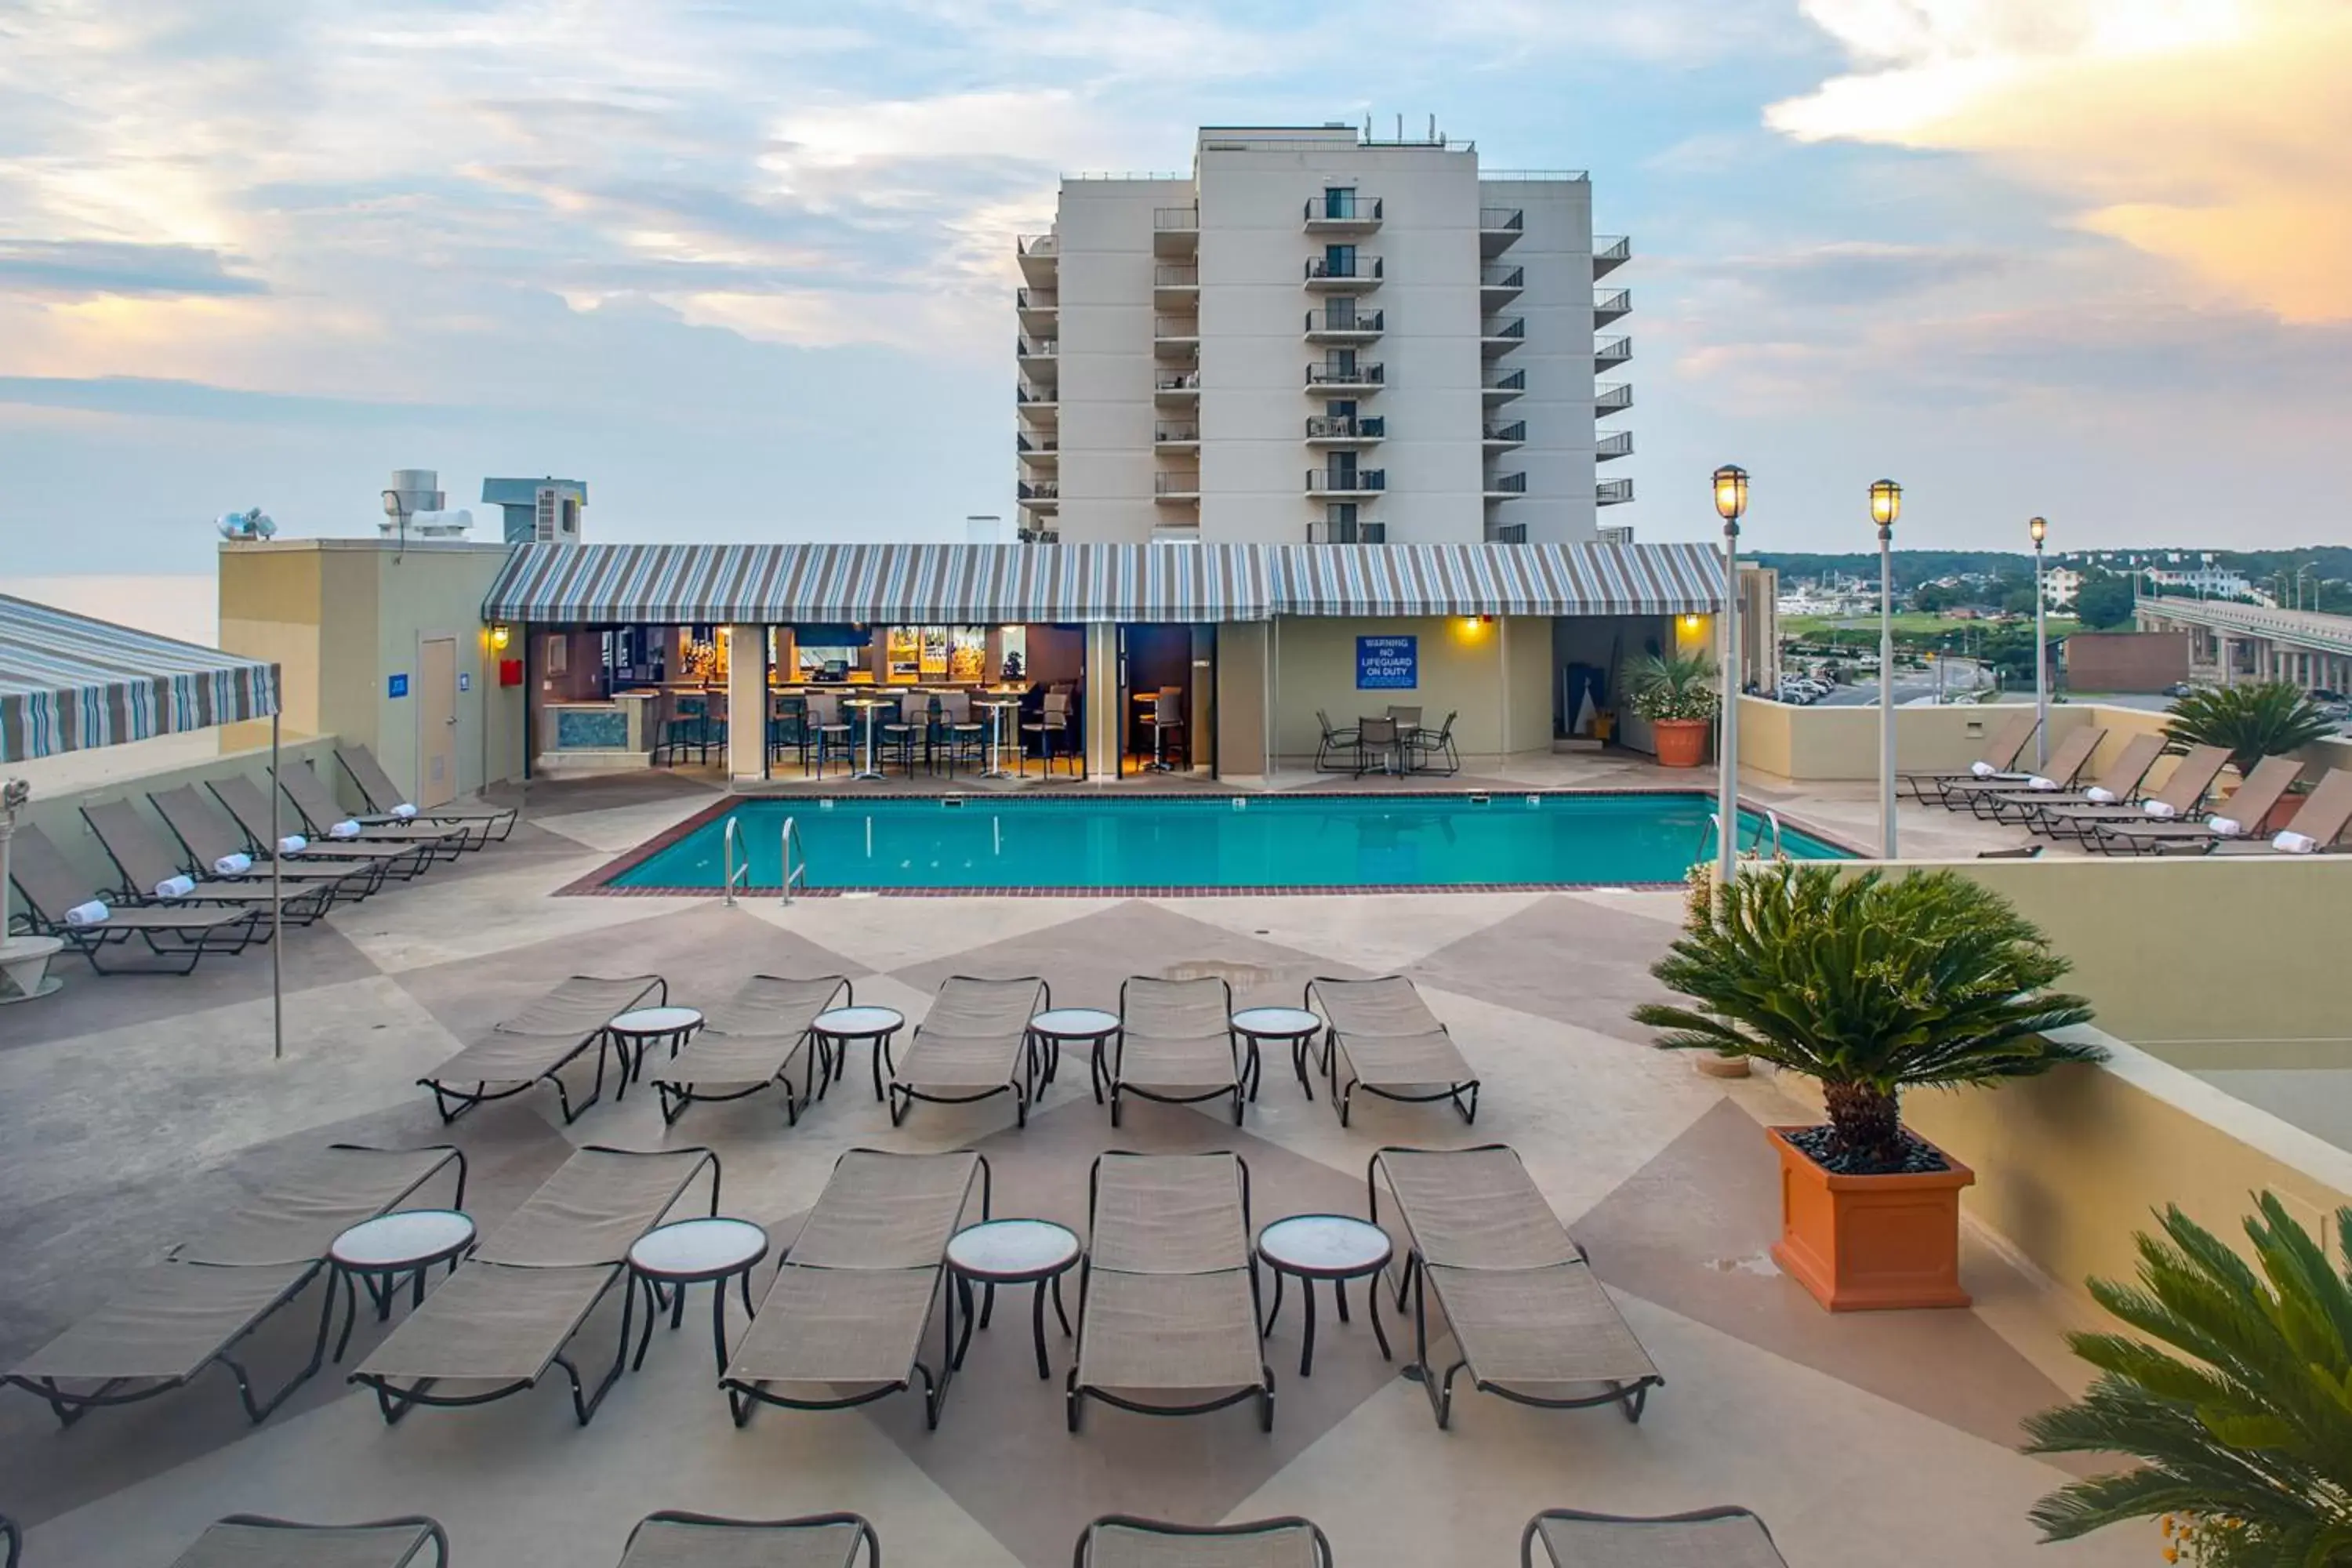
left=1520, top=1508, right=1787, bottom=1567
left=166, top=1515, right=449, bottom=1568
left=616, top=1512, right=879, bottom=1568
left=2089, top=754, right=2304, bottom=855
left=151, top=783, right=385, bottom=902
left=1896, top=710, right=2037, bottom=803
left=1306, top=976, right=1480, bottom=1127
left=886, top=975, right=1047, bottom=1129
left=5, top=822, right=262, bottom=974
left=278, top=763, right=468, bottom=862
left=210, top=774, right=437, bottom=880
left=81, top=798, right=341, bottom=927
left=339, top=742, right=518, bottom=847
left=418, top=973, right=666, bottom=1123
left=649, top=973, right=851, bottom=1125
left=2037, top=743, right=2229, bottom=841
left=1107, top=975, right=1248, bottom=1127
left=1076, top=1515, right=1333, bottom=1567
left=1973, top=733, right=2164, bottom=824
left=2206, top=768, right=2352, bottom=856
left=1933, top=726, right=2104, bottom=811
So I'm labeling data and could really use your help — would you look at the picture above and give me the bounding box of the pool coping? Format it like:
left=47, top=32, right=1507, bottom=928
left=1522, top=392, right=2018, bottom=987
left=557, top=789, right=1867, bottom=899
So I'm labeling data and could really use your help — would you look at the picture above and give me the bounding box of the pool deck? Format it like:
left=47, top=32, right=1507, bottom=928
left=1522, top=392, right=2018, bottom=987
left=0, top=764, right=2135, bottom=1566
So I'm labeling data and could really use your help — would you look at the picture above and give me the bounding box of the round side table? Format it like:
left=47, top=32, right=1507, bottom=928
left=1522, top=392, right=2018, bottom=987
left=1029, top=1007, right=1118, bottom=1091
left=812, top=1004, right=906, bottom=1103
left=1257, top=1214, right=1392, bottom=1377
left=609, top=1005, right=704, bottom=1094
left=627, top=1218, right=770, bottom=1377
left=946, top=1219, right=1081, bottom=1381
left=1230, top=1006, right=1323, bottom=1102
left=328, top=1210, right=476, bottom=1362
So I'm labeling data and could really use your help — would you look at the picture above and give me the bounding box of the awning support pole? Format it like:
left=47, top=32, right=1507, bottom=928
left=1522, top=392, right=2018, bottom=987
left=270, top=712, right=284, bottom=1062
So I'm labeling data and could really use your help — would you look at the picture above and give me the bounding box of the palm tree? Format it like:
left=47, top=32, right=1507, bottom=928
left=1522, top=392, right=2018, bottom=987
left=1633, top=864, right=2099, bottom=1171
left=2164, top=682, right=2336, bottom=775
left=2025, top=1194, right=2352, bottom=1565
left=1626, top=652, right=1721, bottom=722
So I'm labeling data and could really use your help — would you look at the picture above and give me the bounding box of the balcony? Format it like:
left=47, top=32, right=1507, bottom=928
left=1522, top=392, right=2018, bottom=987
left=1484, top=471, right=1527, bottom=500
left=1152, top=314, right=1200, bottom=357
left=1481, top=317, right=1526, bottom=357
left=1017, top=336, right=1058, bottom=363
left=1594, top=381, right=1633, bottom=416
left=1304, top=307, right=1383, bottom=343
left=1016, top=524, right=1059, bottom=544
left=1017, top=479, right=1059, bottom=514
left=1015, top=383, right=1058, bottom=424
left=1153, top=421, right=1200, bottom=452
left=1597, top=477, right=1635, bottom=506
left=1154, top=471, right=1200, bottom=502
left=1016, top=432, right=1058, bottom=466
left=1017, top=232, right=1058, bottom=282
left=1481, top=266, right=1524, bottom=306
left=1595, top=429, right=1634, bottom=462
left=1595, top=335, right=1632, bottom=370
left=1152, top=206, right=1198, bottom=256
left=1486, top=522, right=1527, bottom=544
left=1483, top=420, right=1526, bottom=449
left=1306, top=467, right=1385, bottom=497
left=1015, top=286, right=1058, bottom=329
left=1482, top=368, right=1526, bottom=402
left=1305, top=360, right=1384, bottom=394
left=1305, top=414, right=1385, bottom=445
left=1304, top=193, right=1382, bottom=232
left=1304, top=255, right=1383, bottom=291
left=1308, top=518, right=1385, bottom=544
left=1595, top=288, right=1631, bottom=325
left=1153, top=264, right=1198, bottom=308
left=1594, top=235, right=1632, bottom=278
left=1152, top=368, right=1200, bottom=404
left=1479, top=207, right=1524, bottom=257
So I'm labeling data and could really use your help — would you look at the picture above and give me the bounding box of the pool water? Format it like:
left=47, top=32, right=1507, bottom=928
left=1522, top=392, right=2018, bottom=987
left=611, top=793, right=1850, bottom=893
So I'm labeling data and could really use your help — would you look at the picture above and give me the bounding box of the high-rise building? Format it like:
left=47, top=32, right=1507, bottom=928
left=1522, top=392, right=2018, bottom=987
left=1015, top=125, right=1630, bottom=546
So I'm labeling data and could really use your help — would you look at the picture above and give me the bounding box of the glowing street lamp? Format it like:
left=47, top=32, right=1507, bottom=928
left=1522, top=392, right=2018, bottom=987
left=1871, top=481, right=1902, bottom=858
left=1713, top=465, right=1749, bottom=884
left=2030, top=516, right=2049, bottom=767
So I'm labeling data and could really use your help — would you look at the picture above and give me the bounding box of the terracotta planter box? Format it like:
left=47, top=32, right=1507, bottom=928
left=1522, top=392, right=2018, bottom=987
left=1651, top=717, right=1711, bottom=768
left=1767, top=1126, right=1975, bottom=1312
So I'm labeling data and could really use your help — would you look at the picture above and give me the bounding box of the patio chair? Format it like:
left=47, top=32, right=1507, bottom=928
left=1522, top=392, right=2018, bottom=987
left=1933, top=725, right=2104, bottom=811
left=803, top=694, right=858, bottom=779
left=1353, top=716, right=1402, bottom=777
left=1022, top=689, right=1078, bottom=777
left=1143, top=688, right=1185, bottom=772
left=168, top=1515, right=449, bottom=1568
left=1404, top=711, right=1461, bottom=776
left=278, top=764, right=467, bottom=862
left=417, top=973, right=666, bottom=1123
left=1896, top=710, right=2037, bottom=801
left=1312, top=710, right=1359, bottom=772
left=618, top=1512, right=879, bottom=1568
left=81, top=798, right=340, bottom=927
left=5, top=822, right=262, bottom=975
left=1076, top=1515, right=1333, bottom=1567
left=1107, top=975, right=1247, bottom=1127
left=0, top=1515, right=14, bottom=1568
left=2207, top=768, right=2352, bottom=856
left=2038, top=744, right=2230, bottom=841
left=5, top=1144, right=462, bottom=1426
left=1974, top=732, right=2165, bottom=823
left=1521, top=1508, right=1786, bottom=1567
left=1305, top=976, right=1480, bottom=1127
left=1368, top=1145, right=1661, bottom=1429
left=649, top=973, right=852, bottom=1125
left=886, top=975, right=1048, bottom=1129
left=352, top=1145, right=718, bottom=1425
left=723, top=1149, right=987, bottom=1430
left=339, top=742, right=517, bottom=845
left=931, top=692, right=986, bottom=779
left=1067, top=1151, right=1272, bottom=1432
left=2089, top=755, right=2304, bottom=855
left=210, top=775, right=437, bottom=880
left=151, top=783, right=386, bottom=901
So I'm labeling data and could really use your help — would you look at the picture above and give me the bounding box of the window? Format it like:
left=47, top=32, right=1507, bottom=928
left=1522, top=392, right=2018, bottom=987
left=1323, top=187, right=1356, bottom=220
left=1324, top=243, right=1355, bottom=277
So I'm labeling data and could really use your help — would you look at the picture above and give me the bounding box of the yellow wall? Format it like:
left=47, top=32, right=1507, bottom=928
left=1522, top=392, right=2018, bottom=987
left=1216, top=621, right=1269, bottom=778
left=1269, top=615, right=1550, bottom=765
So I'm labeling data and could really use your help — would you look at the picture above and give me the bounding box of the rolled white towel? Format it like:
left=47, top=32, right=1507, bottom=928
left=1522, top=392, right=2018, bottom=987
left=1969, top=761, right=1996, bottom=778
left=214, top=851, right=255, bottom=876
left=328, top=820, right=363, bottom=840
left=2205, top=815, right=2244, bottom=837
left=153, top=873, right=198, bottom=899
left=390, top=802, right=419, bottom=820
left=278, top=834, right=307, bottom=856
left=2027, top=776, right=2058, bottom=791
left=2273, top=829, right=2319, bottom=855
left=2085, top=786, right=2118, bottom=804
left=2141, top=800, right=2179, bottom=819
left=63, top=900, right=110, bottom=927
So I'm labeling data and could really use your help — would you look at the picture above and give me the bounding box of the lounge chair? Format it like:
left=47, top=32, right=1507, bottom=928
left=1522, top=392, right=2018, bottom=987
left=418, top=973, right=666, bottom=1123
left=618, top=1512, right=878, bottom=1568
left=4, top=1144, right=462, bottom=1426
left=1933, top=726, right=2104, bottom=810
left=339, top=742, right=518, bottom=845
left=0, top=1514, right=15, bottom=1568
left=886, top=975, right=1047, bottom=1129
left=2207, top=768, right=2352, bottom=856
left=1305, top=976, right=1480, bottom=1127
left=2090, top=755, right=2305, bottom=855
left=81, top=798, right=341, bottom=927
left=650, top=973, right=852, bottom=1125
left=151, top=783, right=385, bottom=901
left=5, top=822, right=261, bottom=974
left=278, top=763, right=467, bottom=862
left=724, top=1149, right=987, bottom=1430
left=1067, top=1151, right=1272, bottom=1432
left=209, top=774, right=436, bottom=880
left=1896, top=710, right=2037, bottom=802
left=1521, top=1508, right=1786, bottom=1567
left=1973, top=733, right=2165, bottom=823
left=352, top=1144, right=717, bottom=1425
left=2038, top=744, right=2229, bottom=841
left=1369, top=1144, right=1661, bottom=1429
left=1107, top=975, right=1247, bottom=1127
left=168, top=1515, right=449, bottom=1568
left=1077, top=1515, right=1332, bottom=1567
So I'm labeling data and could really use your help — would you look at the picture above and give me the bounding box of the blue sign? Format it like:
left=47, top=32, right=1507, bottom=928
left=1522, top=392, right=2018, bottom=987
left=457, top=672, right=470, bottom=692
left=387, top=673, right=408, bottom=699
left=1356, top=635, right=1417, bottom=690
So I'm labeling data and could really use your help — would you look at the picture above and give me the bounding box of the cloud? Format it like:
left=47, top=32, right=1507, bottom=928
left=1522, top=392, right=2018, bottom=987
left=1717, top=241, right=2014, bottom=307
left=0, top=239, right=267, bottom=298
left=1767, top=0, right=2352, bottom=321
left=0, top=374, right=463, bottom=424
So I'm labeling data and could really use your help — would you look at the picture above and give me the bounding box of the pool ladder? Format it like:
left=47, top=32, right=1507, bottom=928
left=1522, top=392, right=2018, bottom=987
left=724, top=815, right=808, bottom=906
left=1700, top=808, right=1784, bottom=864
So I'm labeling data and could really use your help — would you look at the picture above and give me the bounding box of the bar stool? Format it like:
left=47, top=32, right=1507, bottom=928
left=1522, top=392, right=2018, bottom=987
left=768, top=695, right=806, bottom=764
left=878, top=697, right=921, bottom=777
left=1143, top=688, right=1185, bottom=773
left=1022, top=691, right=1076, bottom=777
left=805, top=694, right=855, bottom=779
left=935, top=692, right=986, bottom=779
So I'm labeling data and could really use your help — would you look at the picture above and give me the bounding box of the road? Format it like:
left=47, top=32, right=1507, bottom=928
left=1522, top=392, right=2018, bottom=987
left=1802, top=656, right=1993, bottom=709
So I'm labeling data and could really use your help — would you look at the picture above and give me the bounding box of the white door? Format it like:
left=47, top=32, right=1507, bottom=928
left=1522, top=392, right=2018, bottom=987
left=419, top=637, right=459, bottom=808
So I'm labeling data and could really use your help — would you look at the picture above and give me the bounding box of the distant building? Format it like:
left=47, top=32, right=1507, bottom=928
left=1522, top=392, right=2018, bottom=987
left=2143, top=564, right=2250, bottom=599
left=482, top=477, right=587, bottom=545
left=2041, top=565, right=2082, bottom=609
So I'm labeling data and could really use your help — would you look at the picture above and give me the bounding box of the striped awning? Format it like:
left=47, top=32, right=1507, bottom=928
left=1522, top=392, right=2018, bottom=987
left=1, top=593, right=280, bottom=762
left=483, top=540, right=1723, bottom=626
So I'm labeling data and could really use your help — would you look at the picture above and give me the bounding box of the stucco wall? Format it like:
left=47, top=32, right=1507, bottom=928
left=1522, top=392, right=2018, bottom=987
left=1268, top=613, right=1548, bottom=766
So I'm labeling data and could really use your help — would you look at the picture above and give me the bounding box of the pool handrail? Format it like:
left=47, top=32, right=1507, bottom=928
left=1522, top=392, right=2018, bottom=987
left=781, top=816, right=805, bottom=906
left=1700, top=809, right=1784, bottom=866
left=723, top=815, right=751, bottom=906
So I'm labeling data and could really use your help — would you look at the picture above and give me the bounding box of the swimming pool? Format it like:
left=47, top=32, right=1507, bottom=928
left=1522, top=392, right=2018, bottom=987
left=603, top=793, right=1851, bottom=895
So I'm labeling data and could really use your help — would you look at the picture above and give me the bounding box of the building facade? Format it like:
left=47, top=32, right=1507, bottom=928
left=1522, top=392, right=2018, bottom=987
left=1016, top=126, right=1628, bottom=548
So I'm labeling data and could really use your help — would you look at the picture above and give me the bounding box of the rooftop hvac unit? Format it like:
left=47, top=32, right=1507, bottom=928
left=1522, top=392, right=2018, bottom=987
left=533, top=485, right=580, bottom=543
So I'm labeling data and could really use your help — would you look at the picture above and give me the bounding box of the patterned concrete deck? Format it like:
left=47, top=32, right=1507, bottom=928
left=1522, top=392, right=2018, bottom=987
left=0, top=768, right=2132, bottom=1566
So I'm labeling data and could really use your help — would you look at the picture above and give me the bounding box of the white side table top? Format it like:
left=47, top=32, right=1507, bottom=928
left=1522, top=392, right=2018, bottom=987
left=331, top=1210, right=476, bottom=1270
left=813, top=1006, right=905, bottom=1036
left=611, top=1006, right=703, bottom=1036
left=1258, top=1214, right=1392, bottom=1276
left=1231, top=1007, right=1323, bottom=1036
left=1030, top=1007, right=1120, bottom=1037
left=946, top=1219, right=1082, bottom=1280
left=630, top=1218, right=769, bottom=1279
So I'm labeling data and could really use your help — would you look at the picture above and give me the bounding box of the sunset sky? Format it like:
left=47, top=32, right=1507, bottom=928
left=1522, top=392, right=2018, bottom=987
left=2, top=0, right=2347, bottom=572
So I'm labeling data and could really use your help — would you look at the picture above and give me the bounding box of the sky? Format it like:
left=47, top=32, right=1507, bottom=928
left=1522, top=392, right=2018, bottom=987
left=2, top=0, right=2348, bottom=574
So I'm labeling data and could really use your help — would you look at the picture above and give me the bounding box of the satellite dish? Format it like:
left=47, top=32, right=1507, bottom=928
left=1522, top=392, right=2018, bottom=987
left=216, top=507, right=277, bottom=540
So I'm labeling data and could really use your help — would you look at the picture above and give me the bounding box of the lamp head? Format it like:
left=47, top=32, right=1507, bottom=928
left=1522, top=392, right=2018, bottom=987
left=489, top=624, right=512, bottom=652
left=2029, top=515, right=2048, bottom=548
left=1711, top=465, right=1749, bottom=524
left=1869, top=479, right=1901, bottom=530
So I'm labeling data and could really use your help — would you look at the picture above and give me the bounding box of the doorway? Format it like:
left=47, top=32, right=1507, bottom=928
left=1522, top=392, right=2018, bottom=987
left=419, top=637, right=459, bottom=808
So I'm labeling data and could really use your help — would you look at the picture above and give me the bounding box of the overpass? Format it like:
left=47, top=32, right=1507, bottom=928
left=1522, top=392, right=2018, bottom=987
left=2135, top=597, right=2352, bottom=693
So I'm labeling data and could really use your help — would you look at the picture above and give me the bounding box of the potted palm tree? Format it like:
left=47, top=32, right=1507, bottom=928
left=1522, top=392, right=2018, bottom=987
left=1634, top=863, right=2100, bottom=1310
left=1628, top=651, right=1720, bottom=768
left=2165, top=682, right=2336, bottom=829
left=2025, top=1194, right=2352, bottom=1564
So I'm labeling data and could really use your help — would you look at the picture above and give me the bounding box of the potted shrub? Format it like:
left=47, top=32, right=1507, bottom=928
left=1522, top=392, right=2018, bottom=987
left=1628, top=652, right=1720, bottom=768
left=2164, top=681, right=2336, bottom=779
left=2025, top=1194, right=2352, bottom=1563
left=1633, top=864, right=2099, bottom=1311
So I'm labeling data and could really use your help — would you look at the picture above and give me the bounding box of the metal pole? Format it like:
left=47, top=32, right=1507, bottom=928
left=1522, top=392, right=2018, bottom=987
left=2034, top=543, right=2049, bottom=768
left=1718, top=520, right=1740, bottom=884
left=1878, top=525, right=1896, bottom=858
left=270, top=711, right=284, bottom=1062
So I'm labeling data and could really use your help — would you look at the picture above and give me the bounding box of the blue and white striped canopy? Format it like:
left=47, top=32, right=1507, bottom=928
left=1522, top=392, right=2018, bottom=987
left=0, top=593, right=280, bottom=762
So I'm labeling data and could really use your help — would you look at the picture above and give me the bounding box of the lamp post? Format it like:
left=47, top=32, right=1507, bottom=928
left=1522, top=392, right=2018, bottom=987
left=1870, top=480, right=1902, bottom=858
left=2030, top=516, right=2049, bottom=767
left=1713, top=465, right=1749, bottom=885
